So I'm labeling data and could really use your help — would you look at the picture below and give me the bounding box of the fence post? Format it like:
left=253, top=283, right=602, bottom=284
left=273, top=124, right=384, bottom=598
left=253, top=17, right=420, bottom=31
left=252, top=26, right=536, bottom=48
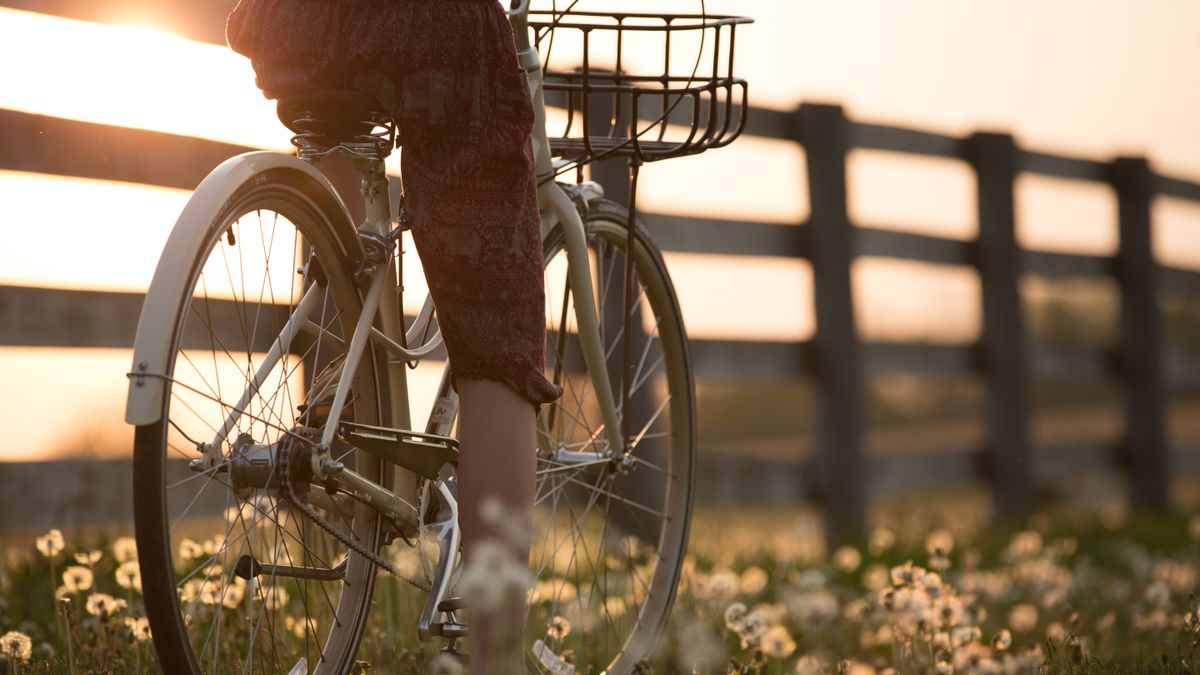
left=969, top=132, right=1036, bottom=523
left=795, top=103, right=866, bottom=546
left=1112, top=157, right=1169, bottom=511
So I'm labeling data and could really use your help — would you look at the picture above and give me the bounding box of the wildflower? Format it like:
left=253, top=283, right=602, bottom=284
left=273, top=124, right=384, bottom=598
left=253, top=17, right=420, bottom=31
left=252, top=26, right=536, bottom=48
left=74, top=549, right=102, bottom=566
left=124, top=616, right=152, bottom=641
left=1005, top=531, right=1042, bottom=560
left=890, top=561, right=919, bottom=587
left=221, top=580, right=245, bottom=609
left=178, top=538, right=203, bottom=561
left=861, top=564, right=889, bottom=591
left=1, top=631, right=33, bottom=663
left=111, top=536, right=138, bottom=563
left=1008, top=603, right=1038, bottom=632
left=1143, top=580, right=1171, bottom=607
left=991, top=628, right=1012, bottom=651
left=36, top=529, right=65, bottom=558
left=547, top=615, right=571, bottom=641
left=116, top=561, right=142, bottom=593
left=430, top=652, right=466, bottom=675
left=760, top=624, right=796, bottom=658
left=1046, top=621, right=1066, bottom=642
left=735, top=609, right=768, bottom=647
left=868, top=528, right=895, bottom=556
left=456, top=539, right=531, bottom=612
left=794, top=653, right=830, bottom=675
left=602, top=596, right=626, bottom=618
left=833, top=546, right=862, bottom=573
left=925, top=528, right=955, bottom=556
left=724, top=602, right=748, bottom=629
left=1096, top=610, right=1117, bottom=634
left=740, top=566, right=769, bottom=595
left=62, top=565, right=94, bottom=592
left=706, top=569, right=740, bottom=604
left=85, top=593, right=126, bottom=619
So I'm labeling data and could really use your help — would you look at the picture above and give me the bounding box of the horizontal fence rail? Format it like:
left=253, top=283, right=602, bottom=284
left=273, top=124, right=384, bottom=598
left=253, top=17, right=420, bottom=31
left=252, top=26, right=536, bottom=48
left=3, top=64, right=1200, bottom=541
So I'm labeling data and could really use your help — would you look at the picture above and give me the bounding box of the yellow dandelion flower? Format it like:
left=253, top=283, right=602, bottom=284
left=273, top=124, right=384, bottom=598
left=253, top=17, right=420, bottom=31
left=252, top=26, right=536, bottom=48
left=112, top=536, right=138, bottom=563
left=760, top=624, right=796, bottom=659
left=1, top=631, right=33, bottom=663
left=74, top=550, right=102, bottom=566
left=36, top=529, right=65, bottom=558
left=116, top=561, right=142, bottom=593
left=62, top=565, right=94, bottom=592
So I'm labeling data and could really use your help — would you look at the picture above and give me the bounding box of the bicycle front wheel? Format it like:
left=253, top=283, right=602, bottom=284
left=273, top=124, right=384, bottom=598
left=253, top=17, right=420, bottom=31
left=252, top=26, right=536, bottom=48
left=132, top=166, right=389, bottom=674
left=528, top=198, right=696, bottom=673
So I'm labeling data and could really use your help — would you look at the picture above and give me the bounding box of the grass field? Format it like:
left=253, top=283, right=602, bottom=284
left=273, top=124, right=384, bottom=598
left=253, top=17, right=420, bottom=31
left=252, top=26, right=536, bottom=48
left=1, top=499, right=1198, bottom=674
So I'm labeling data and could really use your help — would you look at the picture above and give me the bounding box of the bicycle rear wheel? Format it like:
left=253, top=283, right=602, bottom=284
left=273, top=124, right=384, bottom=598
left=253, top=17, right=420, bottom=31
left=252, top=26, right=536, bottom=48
left=528, top=198, right=696, bottom=673
left=132, top=166, right=389, bottom=674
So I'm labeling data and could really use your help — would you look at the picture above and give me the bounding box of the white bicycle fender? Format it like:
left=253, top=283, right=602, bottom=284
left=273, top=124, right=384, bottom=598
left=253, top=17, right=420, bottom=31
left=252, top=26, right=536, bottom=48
left=125, top=151, right=351, bottom=426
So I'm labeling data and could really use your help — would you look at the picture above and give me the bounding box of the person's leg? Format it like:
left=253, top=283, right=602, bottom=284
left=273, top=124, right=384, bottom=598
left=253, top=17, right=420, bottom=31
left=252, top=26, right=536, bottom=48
left=455, top=377, right=536, bottom=674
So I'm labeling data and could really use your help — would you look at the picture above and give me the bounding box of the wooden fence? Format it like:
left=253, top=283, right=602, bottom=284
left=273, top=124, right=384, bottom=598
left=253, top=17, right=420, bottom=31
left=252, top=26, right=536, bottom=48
left=3, top=96, right=1200, bottom=542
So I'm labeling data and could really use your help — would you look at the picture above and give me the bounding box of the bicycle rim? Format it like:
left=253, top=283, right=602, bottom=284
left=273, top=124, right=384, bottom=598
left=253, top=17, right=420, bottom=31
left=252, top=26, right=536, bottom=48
left=528, top=198, right=696, bottom=674
left=133, top=170, right=387, bottom=675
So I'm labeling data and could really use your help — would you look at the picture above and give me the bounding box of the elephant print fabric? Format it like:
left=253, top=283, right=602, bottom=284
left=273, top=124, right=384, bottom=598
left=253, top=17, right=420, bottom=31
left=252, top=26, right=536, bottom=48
left=226, top=0, right=563, bottom=409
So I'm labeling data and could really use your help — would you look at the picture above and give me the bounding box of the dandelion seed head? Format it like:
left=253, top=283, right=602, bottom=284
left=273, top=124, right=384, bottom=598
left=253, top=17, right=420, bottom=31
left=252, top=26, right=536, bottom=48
left=74, top=550, right=102, bottom=566
left=0, top=631, right=33, bottom=663
left=112, top=536, right=138, bottom=563
left=123, top=616, right=152, bottom=641
left=1008, top=603, right=1038, bottom=632
left=991, top=627, right=1012, bottom=651
left=868, top=528, right=895, bottom=556
left=85, top=593, right=125, bottom=619
left=740, top=566, right=769, bottom=596
left=178, top=538, right=203, bottom=561
left=115, top=561, right=142, bottom=593
left=724, top=601, right=748, bottom=629
left=862, top=564, right=889, bottom=592
left=793, top=652, right=830, bottom=675
left=833, top=546, right=862, bottom=573
left=62, top=565, right=94, bottom=592
left=36, top=529, right=65, bottom=558
left=430, top=652, right=466, bottom=675
left=760, top=624, right=796, bottom=658
left=925, top=528, right=955, bottom=557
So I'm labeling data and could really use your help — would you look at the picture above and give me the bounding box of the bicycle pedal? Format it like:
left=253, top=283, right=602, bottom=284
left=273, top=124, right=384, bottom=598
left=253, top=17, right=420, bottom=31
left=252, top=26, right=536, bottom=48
left=433, top=620, right=468, bottom=640
left=338, top=421, right=458, bottom=480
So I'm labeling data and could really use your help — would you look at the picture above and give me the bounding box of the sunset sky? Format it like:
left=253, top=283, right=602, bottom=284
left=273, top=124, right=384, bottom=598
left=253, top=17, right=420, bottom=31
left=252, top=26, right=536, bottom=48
left=0, top=0, right=1197, bottom=460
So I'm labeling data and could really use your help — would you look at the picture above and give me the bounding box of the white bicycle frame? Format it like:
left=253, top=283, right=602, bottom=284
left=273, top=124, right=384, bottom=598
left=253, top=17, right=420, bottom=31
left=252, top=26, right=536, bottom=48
left=123, top=0, right=626, bottom=646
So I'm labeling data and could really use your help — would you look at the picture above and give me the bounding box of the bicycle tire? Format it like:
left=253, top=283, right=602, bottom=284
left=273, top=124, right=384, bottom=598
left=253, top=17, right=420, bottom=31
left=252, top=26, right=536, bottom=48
left=525, top=197, right=697, bottom=674
left=132, top=166, right=389, bottom=674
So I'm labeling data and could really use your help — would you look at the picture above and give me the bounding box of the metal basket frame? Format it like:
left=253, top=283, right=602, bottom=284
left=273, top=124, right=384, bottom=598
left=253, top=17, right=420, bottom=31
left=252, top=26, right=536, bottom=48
left=531, top=10, right=752, bottom=166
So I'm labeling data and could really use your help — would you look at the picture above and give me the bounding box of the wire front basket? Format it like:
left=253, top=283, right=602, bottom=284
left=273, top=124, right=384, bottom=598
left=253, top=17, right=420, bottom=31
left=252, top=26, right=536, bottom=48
left=531, top=10, right=752, bottom=167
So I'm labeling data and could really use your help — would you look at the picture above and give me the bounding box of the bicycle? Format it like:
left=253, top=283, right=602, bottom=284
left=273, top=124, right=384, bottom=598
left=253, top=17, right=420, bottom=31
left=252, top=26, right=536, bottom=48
left=124, top=2, right=749, bottom=672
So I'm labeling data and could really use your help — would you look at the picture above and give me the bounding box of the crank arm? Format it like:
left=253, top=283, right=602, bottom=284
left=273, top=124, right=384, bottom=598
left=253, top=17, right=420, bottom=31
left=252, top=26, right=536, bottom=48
left=234, top=553, right=348, bottom=582
left=418, top=479, right=461, bottom=641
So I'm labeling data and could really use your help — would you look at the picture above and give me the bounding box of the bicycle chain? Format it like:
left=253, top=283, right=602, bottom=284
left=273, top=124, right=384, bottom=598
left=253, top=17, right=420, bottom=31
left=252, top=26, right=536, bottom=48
left=280, top=436, right=432, bottom=593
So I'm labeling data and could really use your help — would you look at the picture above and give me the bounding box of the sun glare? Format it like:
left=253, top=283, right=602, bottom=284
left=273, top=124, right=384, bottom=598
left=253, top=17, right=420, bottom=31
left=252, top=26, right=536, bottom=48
left=0, top=7, right=289, bottom=149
